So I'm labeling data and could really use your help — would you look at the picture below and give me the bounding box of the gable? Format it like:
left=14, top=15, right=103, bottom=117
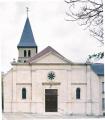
left=31, top=52, right=69, bottom=64
left=27, top=46, right=72, bottom=64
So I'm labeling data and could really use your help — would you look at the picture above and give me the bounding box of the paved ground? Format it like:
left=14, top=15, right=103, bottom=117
left=2, top=113, right=105, bottom=120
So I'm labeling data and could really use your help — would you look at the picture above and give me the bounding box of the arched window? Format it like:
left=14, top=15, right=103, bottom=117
left=76, top=88, right=80, bottom=99
left=22, top=88, right=26, bottom=99
left=24, top=50, right=27, bottom=57
left=28, top=50, right=31, bottom=57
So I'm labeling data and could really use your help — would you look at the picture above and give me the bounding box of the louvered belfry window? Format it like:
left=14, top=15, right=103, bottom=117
left=24, top=50, right=27, bottom=57
left=28, top=50, right=31, bottom=57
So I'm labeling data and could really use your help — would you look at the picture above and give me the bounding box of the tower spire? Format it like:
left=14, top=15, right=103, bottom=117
left=26, top=7, right=29, bottom=17
left=17, top=8, right=38, bottom=63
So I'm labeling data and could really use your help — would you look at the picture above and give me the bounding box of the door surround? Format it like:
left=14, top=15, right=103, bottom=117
left=45, top=89, right=58, bottom=112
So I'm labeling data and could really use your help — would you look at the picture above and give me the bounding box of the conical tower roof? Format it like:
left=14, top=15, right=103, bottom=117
left=17, top=17, right=37, bottom=48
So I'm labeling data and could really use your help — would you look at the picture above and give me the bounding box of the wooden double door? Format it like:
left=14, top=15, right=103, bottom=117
left=45, top=89, right=58, bottom=112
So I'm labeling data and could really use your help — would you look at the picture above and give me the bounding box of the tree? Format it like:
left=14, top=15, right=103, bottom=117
left=65, top=0, right=104, bottom=61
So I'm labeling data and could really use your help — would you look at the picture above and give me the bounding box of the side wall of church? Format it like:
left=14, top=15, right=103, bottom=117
left=67, top=65, right=87, bottom=115
left=11, top=65, right=32, bottom=112
left=90, top=70, right=102, bottom=115
left=3, top=70, right=13, bottom=112
left=99, top=76, right=105, bottom=115
left=67, top=65, right=101, bottom=115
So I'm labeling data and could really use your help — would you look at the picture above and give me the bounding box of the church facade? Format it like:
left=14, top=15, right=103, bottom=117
left=3, top=16, right=104, bottom=116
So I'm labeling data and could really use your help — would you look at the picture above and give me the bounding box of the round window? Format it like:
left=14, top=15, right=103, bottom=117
left=48, top=71, right=55, bottom=80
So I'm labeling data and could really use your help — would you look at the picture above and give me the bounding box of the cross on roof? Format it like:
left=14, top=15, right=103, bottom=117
left=26, top=7, right=29, bottom=17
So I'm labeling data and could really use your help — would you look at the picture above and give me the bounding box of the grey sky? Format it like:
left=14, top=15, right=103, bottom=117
left=0, top=0, right=103, bottom=72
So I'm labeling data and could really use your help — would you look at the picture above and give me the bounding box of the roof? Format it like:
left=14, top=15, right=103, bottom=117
left=17, top=17, right=37, bottom=48
left=27, top=46, right=73, bottom=64
left=91, top=63, right=104, bottom=76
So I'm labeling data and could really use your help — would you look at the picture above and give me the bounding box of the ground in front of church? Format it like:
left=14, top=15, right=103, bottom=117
left=2, top=113, right=105, bottom=120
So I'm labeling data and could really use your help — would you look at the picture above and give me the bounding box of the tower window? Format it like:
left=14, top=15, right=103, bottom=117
left=22, top=88, right=26, bottom=99
left=24, top=50, right=27, bottom=57
left=76, top=88, right=80, bottom=99
left=28, top=50, right=31, bottom=57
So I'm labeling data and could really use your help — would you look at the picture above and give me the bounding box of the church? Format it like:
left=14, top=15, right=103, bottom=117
left=2, top=13, right=104, bottom=116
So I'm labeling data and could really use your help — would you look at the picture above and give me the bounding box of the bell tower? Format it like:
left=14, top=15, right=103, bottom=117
left=17, top=8, right=37, bottom=63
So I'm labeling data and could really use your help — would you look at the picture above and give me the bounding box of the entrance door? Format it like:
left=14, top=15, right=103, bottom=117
left=45, top=89, right=58, bottom=112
